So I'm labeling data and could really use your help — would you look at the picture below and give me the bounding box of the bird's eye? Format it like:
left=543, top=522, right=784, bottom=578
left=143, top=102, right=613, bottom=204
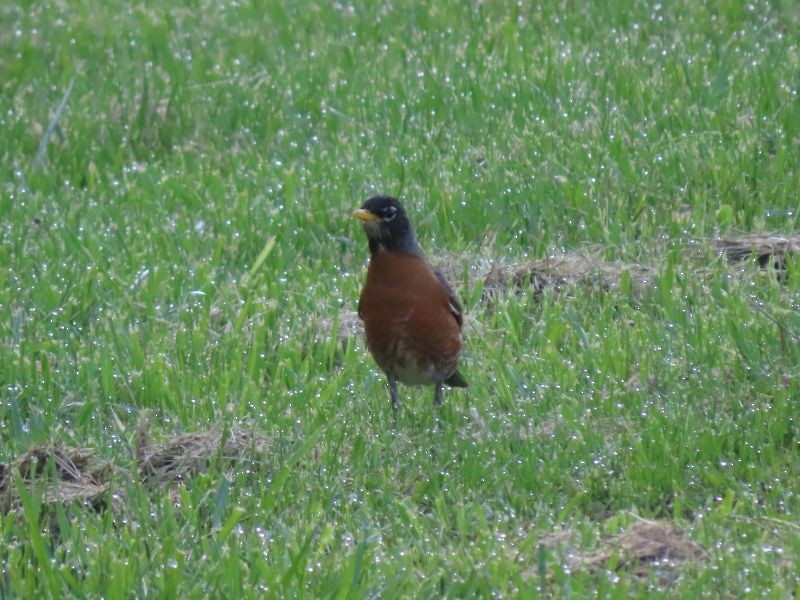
left=384, top=206, right=397, bottom=221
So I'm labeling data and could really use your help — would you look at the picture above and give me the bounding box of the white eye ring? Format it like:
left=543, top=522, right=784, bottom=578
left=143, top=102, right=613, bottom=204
left=384, top=206, right=397, bottom=221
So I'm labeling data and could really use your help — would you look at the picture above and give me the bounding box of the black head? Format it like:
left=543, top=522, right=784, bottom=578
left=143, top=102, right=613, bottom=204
left=353, top=195, right=421, bottom=256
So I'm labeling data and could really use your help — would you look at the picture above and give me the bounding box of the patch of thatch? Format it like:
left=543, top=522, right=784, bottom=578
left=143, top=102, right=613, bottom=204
left=0, top=446, right=113, bottom=514
left=535, top=518, right=703, bottom=584
left=713, top=234, right=800, bottom=270
left=483, top=251, right=653, bottom=300
left=0, top=420, right=275, bottom=522
left=580, top=519, right=702, bottom=574
left=136, top=416, right=273, bottom=486
left=483, top=233, right=800, bottom=300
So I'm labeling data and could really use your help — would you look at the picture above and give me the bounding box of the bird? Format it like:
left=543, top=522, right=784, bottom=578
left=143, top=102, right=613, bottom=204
left=353, top=195, right=467, bottom=421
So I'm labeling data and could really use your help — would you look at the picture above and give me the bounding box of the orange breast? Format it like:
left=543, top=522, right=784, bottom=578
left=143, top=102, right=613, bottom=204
left=358, top=251, right=462, bottom=385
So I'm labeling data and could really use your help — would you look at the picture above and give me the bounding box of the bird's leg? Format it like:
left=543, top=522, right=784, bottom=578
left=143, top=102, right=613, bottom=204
left=434, top=381, right=443, bottom=406
left=433, top=380, right=445, bottom=431
left=389, top=375, right=399, bottom=426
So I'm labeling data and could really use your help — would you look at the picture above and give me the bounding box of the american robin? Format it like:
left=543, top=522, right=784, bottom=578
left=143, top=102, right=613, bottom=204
left=353, top=195, right=467, bottom=419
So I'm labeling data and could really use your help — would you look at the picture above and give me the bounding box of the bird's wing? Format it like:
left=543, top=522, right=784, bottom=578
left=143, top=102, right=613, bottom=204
left=434, top=270, right=463, bottom=328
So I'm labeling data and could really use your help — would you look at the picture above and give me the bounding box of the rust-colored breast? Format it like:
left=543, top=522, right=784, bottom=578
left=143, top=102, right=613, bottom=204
left=358, top=251, right=462, bottom=385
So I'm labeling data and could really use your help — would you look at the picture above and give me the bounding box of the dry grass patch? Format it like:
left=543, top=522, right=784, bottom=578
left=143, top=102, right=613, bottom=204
left=534, top=518, right=703, bottom=585
left=482, top=233, right=800, bottom=299
left=713, top=233, right=800, bottom=270
left=0, top=446, right=113, bottom=514
left=483, top=250, right=653, bottom=300
left=0, top=419, right=275, bottom=516
left=137, top=416, right=273, bottom=486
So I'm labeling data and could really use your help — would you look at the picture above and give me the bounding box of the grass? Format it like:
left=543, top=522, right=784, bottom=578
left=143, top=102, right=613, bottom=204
left=2, top=0, right=800, bottom=596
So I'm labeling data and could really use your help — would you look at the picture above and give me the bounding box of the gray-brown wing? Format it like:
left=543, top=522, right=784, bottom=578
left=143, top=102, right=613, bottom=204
left=434, top=270, right=463, bottom=328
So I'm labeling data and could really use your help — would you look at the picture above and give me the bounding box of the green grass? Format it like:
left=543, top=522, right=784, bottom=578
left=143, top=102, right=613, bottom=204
left=2, top=0, right=800, bottom=596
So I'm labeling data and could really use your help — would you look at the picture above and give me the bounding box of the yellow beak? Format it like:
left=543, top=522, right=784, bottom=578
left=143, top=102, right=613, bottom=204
left=353, top=208, right=379, bottom=223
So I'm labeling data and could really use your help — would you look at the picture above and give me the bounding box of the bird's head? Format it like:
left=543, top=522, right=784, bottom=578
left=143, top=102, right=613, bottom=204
left=353, top=195, right=420, bottom=255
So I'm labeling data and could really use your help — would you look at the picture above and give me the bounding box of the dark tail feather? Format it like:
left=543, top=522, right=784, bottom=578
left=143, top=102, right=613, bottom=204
left=444, top=370, right=468, bottom=388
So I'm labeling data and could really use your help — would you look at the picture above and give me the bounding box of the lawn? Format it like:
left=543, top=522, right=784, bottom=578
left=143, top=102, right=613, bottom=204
left=2, top=0, right=800, bottom=596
